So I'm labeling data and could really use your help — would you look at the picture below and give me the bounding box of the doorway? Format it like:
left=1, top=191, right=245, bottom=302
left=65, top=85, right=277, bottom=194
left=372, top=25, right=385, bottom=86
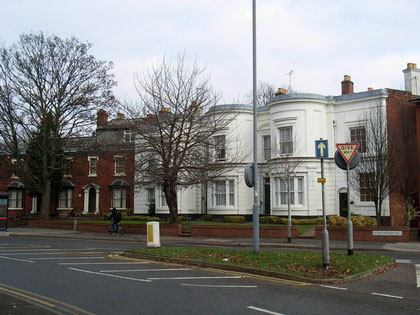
left=339, top=192, right=348, bottom=217
left=264, top=177, right=270, bottom=215
left=88, top=188, right=96, bottom=213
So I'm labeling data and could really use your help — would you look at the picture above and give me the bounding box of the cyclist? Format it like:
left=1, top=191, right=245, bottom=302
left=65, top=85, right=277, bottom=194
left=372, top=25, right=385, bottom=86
left=109, top=208, right=122, bottom=233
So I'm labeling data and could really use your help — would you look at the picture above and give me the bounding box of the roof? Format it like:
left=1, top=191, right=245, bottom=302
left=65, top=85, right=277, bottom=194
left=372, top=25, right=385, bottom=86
left=61, top=181, right=76, bottom=188
left=7, top=182, right=25, bottom=189
left=109, top=180, right=130, bottom=187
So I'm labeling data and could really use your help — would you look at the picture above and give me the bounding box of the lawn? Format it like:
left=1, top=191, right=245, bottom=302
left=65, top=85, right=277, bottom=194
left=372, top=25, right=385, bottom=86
left=126, top=247, right=393, bottom=280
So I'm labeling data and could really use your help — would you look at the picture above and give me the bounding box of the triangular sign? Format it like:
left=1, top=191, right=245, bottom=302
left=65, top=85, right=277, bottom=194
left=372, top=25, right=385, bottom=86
left=336, top=143, right=359, bottom=163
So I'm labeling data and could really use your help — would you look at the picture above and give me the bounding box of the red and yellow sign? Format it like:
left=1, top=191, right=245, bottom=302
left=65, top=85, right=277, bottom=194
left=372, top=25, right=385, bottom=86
left=336, top=143, right=359, bottom=163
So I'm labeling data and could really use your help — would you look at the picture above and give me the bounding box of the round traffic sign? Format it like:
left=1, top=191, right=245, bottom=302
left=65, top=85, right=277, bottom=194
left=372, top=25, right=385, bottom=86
left=334, top=150, right=360, bottom=170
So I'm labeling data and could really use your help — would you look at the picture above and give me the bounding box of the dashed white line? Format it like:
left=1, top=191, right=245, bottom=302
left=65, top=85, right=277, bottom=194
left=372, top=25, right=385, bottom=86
left=147, top=276, right=242, bottom=280
left=320, top=285, right=348, bottom=291
left=371, top=292, right=403, bottom=299
left=0, top=255, right=35, bottom=263
left=181, top=283, right=257, bottom=288
left=101, top=268, right=192, bottom=273
left=395, top=259, right=412, bottom=264
left=247, top=306, right=284, bottom=315
left=30, top=257, right=105, bottom=260
left=60, top=262, right=149, bottom=265
left=68, top=267, right=151, bottom=282
left=416, top=264, right=420, bottom=288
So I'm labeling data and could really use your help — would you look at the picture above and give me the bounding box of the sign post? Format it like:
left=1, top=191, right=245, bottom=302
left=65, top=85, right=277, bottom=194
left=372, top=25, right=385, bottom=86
left=336, top=143, right=359, bottom=256
left=315, top=139, right=329, bottom=268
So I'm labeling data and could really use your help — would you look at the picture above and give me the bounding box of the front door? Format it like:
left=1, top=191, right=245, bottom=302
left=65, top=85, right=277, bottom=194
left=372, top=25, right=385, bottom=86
left=264, top=178, right=270, bottom=215
left=88, top=188, right=96, bottom=213
left=339, top=193, right=348, bottom=217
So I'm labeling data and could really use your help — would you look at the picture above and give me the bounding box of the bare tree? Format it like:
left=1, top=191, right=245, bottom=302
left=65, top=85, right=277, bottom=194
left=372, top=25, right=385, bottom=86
left=246, top=81, right=276, bottom=107
left=0, top=32, right=116, bottom=219
left=349, top=106, right=393, bottom=225
left=270, top=136, right=303, bottom=242
left=124, top=56, right=243, bottom=223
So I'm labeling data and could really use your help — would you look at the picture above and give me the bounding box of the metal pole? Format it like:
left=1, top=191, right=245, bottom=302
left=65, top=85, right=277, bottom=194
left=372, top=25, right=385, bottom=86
left=252, top=0, right=259, bottom=252
left=321, top=158, right=329, bottom=268
left=287, top=166, right=292, bottom=243
left=346, top=162, right=353, bottom=255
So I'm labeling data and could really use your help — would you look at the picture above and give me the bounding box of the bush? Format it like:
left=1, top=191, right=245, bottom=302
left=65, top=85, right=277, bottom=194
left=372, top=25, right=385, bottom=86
left=203, top=214, right=212, bottom=221
left=178, top=216, right=188, bottom=222
left=224, top=216, right=246, bottom=224
left=259, top=216, right=281, bottom=224
left=328, top=215, right=347, bottom=226
left=122, top=215, right=162, bottom=222
left=328, top=215, right=377, bottom=227
left=352, top=215, right=377, bottom=227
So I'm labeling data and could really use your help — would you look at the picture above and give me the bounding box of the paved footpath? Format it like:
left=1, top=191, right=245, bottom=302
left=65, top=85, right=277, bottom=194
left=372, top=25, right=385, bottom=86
left=0, top=226, right=419, bottom=314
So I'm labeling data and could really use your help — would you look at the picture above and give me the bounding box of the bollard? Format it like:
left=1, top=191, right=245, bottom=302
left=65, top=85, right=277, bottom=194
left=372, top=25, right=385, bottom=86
left=147, top=222, right=161, bottom=248
left=73, top=219, right=78, bottom=231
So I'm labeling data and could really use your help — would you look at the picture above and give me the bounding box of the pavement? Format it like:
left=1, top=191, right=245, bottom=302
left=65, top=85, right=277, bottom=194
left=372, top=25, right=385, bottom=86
left=0, top=226, right=419, bottom=314
left=0, top=226, right=419, bottom=253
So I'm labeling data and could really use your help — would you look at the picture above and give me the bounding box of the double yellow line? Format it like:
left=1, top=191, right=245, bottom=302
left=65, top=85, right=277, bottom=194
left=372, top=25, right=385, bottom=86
left=0, top=283, right=94, bottom=314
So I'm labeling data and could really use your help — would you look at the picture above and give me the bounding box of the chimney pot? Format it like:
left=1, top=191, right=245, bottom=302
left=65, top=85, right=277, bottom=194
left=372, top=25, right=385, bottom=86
left=116, top=112, right=125, bottom=119
left=341, top=75, right=354, bottom=95
left=407, top=63, right=417, bottom=69
left=275, top=88, right=288, bottom=96
left=367, top=87, right=374, bottom=91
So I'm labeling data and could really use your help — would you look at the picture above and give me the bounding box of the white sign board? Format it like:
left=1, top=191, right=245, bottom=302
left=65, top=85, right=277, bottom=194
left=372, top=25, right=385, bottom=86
left=372, top=231, right=403, bottom=236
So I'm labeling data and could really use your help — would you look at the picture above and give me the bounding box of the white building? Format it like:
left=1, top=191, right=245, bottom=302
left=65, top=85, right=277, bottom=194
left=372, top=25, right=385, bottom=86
left=134, top=63, right=420, bottom=219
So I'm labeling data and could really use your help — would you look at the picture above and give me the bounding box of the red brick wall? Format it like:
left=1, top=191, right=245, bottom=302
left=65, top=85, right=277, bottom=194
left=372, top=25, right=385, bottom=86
left=386, top=90, right=419, bottom=225
left=315, top=226, right=410, bottom=242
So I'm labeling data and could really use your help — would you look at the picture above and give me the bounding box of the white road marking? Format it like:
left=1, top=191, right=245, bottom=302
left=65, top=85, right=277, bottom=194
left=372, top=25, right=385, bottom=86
left=247, top=306, right=284, bottom=315
left=30, top=257, right=106, bottom=260
left=68, top=267, right=151, bottom=282
left=416, top=264, right=420, bottom=288
left=101, top=268, right=192, bottom=273
left=395, top=259, right=412, bottom=264
left=60, top=262, right=149, bottom=265
left=181, top=283, right=257, bottom=288
left=0, top=255, right=35, bottom=263
left=371, top=292, right=403, bottom=299
left=147, top=276, right=242, bottom=280
left=320, top=285, right=348, bottom=291
left=4, top=251, right=107, bottom=256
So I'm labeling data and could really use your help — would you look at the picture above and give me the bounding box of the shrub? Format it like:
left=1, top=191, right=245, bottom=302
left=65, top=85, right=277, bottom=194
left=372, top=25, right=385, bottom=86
left=291, top=217, right=323, bottom=225
left=203, top=214, right=212, bottom=221
left=224, top=216, right=246, bottom=224
left=328, top=215, right=347, bottom=226
left=352, top=215, right=377, bottom=227
left=178, top=216, right=188, bottom=222
left=328, top=215, right=377, bottom=227
left=259, top=216, right=281, bottom=224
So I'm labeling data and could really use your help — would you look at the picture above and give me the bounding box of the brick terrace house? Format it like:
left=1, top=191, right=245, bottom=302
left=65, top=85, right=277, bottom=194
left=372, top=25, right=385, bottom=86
left=0, top=109, right=135, bottom=220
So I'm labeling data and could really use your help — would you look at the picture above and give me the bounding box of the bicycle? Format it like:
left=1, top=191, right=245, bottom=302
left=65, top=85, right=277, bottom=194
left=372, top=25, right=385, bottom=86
left=105, top=223, right=125, bottom=235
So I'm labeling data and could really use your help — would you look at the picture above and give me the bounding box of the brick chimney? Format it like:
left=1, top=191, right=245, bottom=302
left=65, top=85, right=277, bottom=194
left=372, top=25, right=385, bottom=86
left=116, top=112, right=125, bottom=119
left=97, top=109, right=108, bottom=126
left=403, top=62, right=420, bottom=95
left=275, top=88, right=288, bottom=96
left=341, top=75, right=354, bottom=95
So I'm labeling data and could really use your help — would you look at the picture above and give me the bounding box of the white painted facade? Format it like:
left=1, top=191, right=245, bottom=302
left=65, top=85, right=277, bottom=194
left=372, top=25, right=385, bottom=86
left=134, top=90, right=391, bottom=217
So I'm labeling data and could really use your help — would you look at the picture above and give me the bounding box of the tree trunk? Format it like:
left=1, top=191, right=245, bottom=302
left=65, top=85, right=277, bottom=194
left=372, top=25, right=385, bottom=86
left=40, top=178, right=51, bottom=220
left=375, top=201, right=382, bottom=226
left=164, top=182, right=179, bottom=224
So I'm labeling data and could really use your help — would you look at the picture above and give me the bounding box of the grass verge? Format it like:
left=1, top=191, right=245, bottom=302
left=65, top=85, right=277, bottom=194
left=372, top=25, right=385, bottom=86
left=126, top=247, right=393, bottom=280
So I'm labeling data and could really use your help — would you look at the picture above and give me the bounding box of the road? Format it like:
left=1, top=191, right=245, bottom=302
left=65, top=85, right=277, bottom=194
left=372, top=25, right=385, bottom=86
left=0, top=237, right=418, bottom=314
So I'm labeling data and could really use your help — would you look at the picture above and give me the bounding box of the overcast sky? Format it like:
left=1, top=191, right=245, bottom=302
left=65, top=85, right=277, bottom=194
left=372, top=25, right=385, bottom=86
left=1, top=0, right=419, bottom=104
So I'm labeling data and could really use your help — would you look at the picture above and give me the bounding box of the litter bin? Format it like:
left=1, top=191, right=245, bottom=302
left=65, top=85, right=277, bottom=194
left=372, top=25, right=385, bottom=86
left=147, top=221, right=161, bottom=248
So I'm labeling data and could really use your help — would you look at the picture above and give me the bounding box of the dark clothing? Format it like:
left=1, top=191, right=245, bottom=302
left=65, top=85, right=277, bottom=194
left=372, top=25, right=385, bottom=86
left=109, top=209, right=121, bottom=232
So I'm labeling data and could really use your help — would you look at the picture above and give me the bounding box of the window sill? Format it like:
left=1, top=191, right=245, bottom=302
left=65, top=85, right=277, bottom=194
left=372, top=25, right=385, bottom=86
left=114, top=173, right=126, bottom=177
left=57, top=208, right=73, bottom=211
left=88, top=174, right=98, bottom=177
left=8, top=208, right=23, bottom=210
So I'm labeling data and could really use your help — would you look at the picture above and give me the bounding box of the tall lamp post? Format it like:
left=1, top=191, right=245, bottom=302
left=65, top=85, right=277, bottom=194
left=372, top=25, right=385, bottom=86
left=252, top=0, right=259, bottom=252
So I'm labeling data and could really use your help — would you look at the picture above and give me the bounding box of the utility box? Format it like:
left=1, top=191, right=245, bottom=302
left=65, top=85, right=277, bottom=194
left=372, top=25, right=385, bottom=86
left=147, top=222, right=161, bottom=248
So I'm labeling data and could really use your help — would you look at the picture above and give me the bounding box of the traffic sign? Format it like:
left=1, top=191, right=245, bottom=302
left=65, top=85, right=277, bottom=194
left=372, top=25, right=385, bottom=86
left=336, top=143, right=359, bottom=163
left=315, top=140, right=328, bottom=158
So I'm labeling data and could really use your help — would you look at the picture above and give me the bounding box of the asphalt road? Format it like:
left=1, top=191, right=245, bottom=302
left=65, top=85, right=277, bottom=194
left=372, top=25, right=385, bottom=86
left=0, top=237, right=419, bottom=314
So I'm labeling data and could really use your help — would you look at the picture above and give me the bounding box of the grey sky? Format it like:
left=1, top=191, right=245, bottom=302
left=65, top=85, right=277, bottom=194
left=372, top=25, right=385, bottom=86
left=1, top=0, right=419, bottom=103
